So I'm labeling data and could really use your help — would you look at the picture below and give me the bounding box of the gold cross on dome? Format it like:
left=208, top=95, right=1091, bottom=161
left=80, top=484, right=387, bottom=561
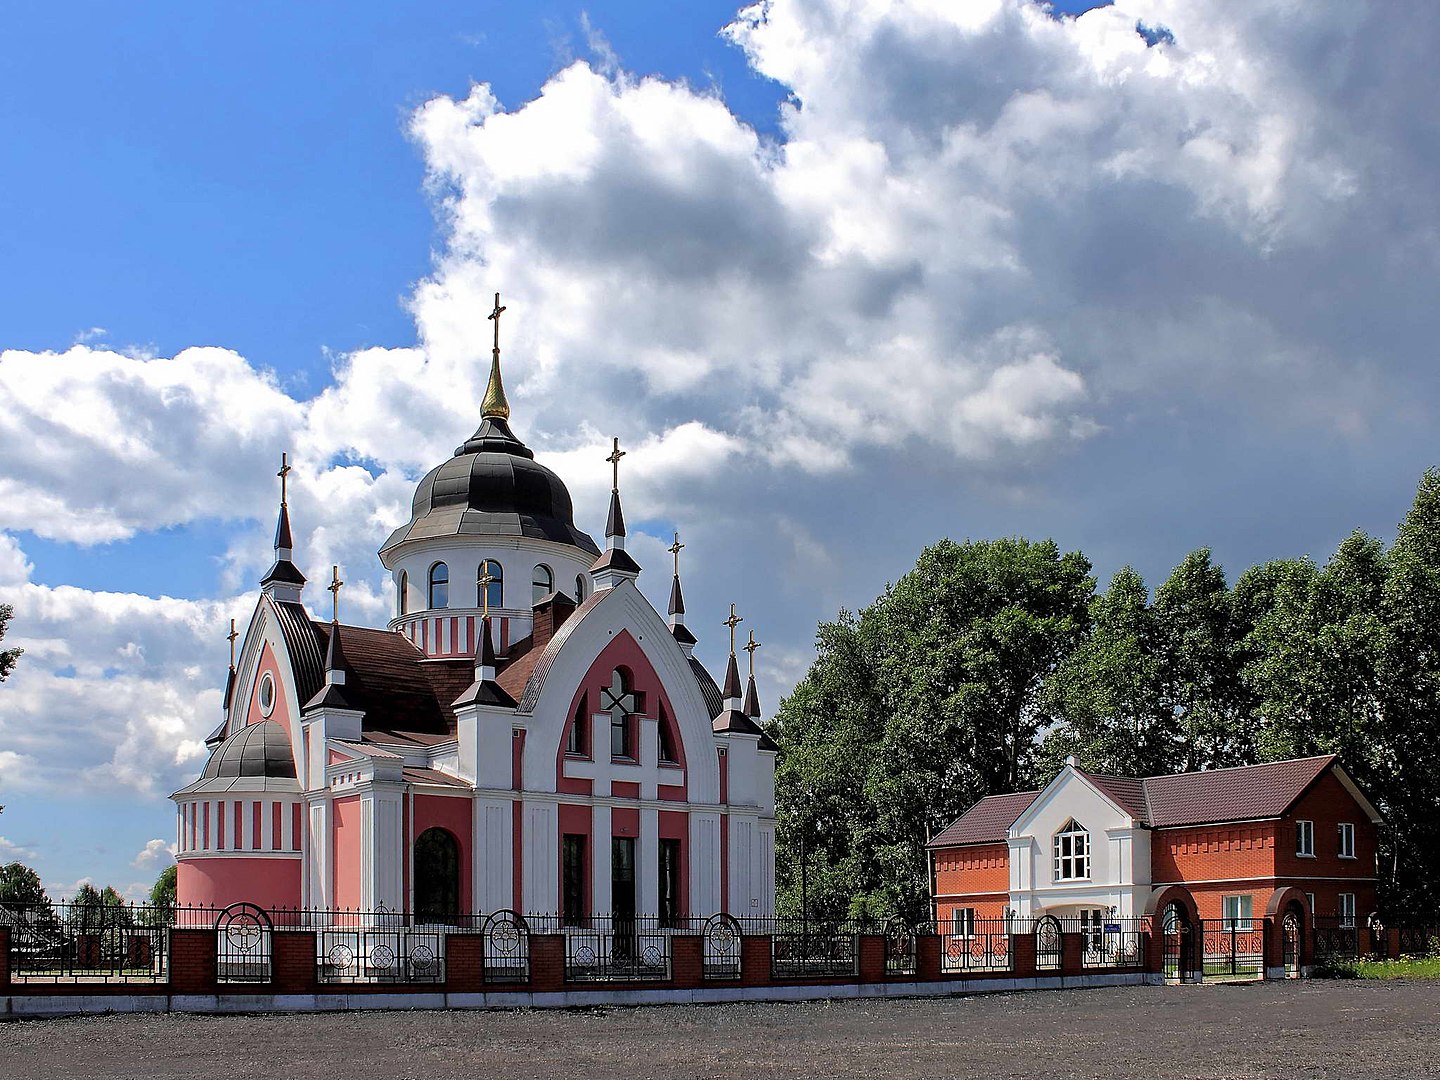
left=478, top=565, right=495, bottom=618
left=487, top=292, right=506, bottom=355
left=328, top=565, right=343, bottom=623
left=723, top=603, right=743, bottom=654
left=668, top=531, right=684, bottom=576
left=277, top=452, right=292, bottom=505
left=227, top=618, right=239, bottom=670
left=606, top=437, right=626, bottom=492
left=744, top=629, right=761, bottom=677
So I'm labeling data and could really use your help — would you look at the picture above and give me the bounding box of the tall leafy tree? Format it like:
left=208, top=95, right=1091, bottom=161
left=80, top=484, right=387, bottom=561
left=0, top=861, right=51, bottom=910
left=0, top=602, right=21, bottom=683
left=149, top=865, right=177, bottom=924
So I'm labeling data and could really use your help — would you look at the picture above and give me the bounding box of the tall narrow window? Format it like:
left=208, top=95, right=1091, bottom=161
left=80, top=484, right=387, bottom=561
left=1053, top=820, right=1090, bottom=881
left=951, top=907, right=976, bottom=938
left=1296, top=819, right=1315, bottom=857
left=659, top=838, right=682, bottom=928
left=532, top=564, right=553, bottom=605
left=428, top=562, right=449, bottom=609
left=477, top=560, right=503, bottom=609
left=414, top=827, right=460, bottom=920
left=1222, top=894, right=1254, bottom=930
left=398, top=570, right=409, bottom=617
left=1338, top=822, right=1356, bottom=858
left=1338, top=892, right=1356, bottom=928
left=562, top=834, right=588, bottom=927
left=603, top=669, right=637, bottom=760
left=566, top=693, right=588, bottom=757
left=657, top=702, right=678, bottom=764
left=575, top=574, right=586, bottom=602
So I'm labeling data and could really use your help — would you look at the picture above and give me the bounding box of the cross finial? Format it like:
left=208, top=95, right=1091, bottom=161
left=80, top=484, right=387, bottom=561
left=277, top=452, right=291, bottom=506
left=669, top=531, right=684, bottom=576
left=606, top=437, right=626, bottom=493
left=478, top=563, right=496, bottom=618
left=227, top=618, right=238, bottom=670
left=723, top=603, right=743, bottom=655
left=487, top=292, right=506, bottom=354
left=744, top=629, right=761, bottom=678
left=328, top=565, right=343, bottom=623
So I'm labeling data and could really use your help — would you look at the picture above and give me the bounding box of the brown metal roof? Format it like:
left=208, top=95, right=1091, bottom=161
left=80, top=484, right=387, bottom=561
left=928, top=790, right=1040, bottom=848
left=1080, top=771, right=1149, bottom=821
left=310, top=622, right=473, bottom=738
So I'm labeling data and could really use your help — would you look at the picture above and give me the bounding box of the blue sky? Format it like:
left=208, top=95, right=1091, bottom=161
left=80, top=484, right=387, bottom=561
left=3, top=0, right=1437, bottom=900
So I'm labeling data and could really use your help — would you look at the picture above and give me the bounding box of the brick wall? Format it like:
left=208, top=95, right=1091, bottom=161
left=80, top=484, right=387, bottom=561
left=169, top=929, right=219, bottom=994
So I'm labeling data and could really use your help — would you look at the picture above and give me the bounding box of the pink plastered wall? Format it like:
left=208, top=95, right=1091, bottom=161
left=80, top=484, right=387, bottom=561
left=176, top=856, right=301, bottom=909
left=413, top=794, right=474, bottom=914
left=332, top=795, right=362, bottom=910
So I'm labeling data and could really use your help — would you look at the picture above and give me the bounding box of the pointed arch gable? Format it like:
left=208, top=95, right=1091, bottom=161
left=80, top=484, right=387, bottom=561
left=520, top=581, right=720, bottom=802
left=227, top=594, right=313, bottom=792
left=1009, top=768, right=1139, bottom=839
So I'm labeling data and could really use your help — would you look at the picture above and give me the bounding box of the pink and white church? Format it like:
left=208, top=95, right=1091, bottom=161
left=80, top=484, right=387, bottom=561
left=172, top=305, right=777, bottom=922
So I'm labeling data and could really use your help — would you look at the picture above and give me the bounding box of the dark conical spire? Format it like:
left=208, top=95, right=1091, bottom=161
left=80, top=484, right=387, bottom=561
left=606, top=489, right=626, bottom=538
left=302, top=622, right=356, bottom=712
left=668, top=574, right=684, bottom=617
left=722, top=653, right=742, bottom=704
left=325, top=620, right=347, bottom=675
left=453, top=614, right=517, bottom=709
left=744, top=674, right=760, bottom=719
left=477, top=614, right=497, bottom=672
left=274, top=501, right=294, bottom=550
left=261, top=452, right=305, bottom=600
left=591, top=436, right=641, bottom=587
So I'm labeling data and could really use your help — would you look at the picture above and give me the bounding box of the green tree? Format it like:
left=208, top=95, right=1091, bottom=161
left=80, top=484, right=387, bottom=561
left=0, top=602, right=21, bottom=683
left=1040, top=567, right=1171, bottom=777
left=149, top=865, right=177, bottom=923
left=771, top=537, right=1094, bottom=921
left=0, top=861, right=51, bottom=911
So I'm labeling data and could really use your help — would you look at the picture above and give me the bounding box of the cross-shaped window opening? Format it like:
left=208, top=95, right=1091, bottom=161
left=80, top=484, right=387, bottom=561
left=604, top=669, right=637, bottom=760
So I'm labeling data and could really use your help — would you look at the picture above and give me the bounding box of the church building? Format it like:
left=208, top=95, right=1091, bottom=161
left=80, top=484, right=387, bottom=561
left=172, top=297, right=778, bottom=923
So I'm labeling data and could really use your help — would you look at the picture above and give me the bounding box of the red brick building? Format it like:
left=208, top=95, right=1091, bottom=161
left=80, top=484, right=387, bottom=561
left=929, top=755, right=1381, bottom=931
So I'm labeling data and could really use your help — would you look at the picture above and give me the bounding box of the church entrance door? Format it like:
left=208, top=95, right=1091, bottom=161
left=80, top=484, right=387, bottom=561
left=415, top=828, right=460, bottom=921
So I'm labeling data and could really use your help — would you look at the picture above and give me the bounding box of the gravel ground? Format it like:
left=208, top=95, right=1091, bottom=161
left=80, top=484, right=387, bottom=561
left=2, top=980, right=1437, bottom=1080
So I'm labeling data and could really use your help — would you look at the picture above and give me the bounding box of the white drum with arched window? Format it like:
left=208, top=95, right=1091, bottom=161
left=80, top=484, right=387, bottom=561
left=478, top=560, right=503, bottom=610
left=428, top=562, right=449, bottom=609
left=532, top=564, right=553, bottom=605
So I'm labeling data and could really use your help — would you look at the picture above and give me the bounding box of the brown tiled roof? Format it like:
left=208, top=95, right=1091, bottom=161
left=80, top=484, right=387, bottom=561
left=312, top=622, right=472, bottom=738
left=930, top=755, right=1347, bottom=848
left=1139, top=755, right=1335, bottom=827
left=928, top=790, right=1039, bottom=848
left=496, top=634, right=542, bottom=702
left=401, top=766, right=471, bottom=788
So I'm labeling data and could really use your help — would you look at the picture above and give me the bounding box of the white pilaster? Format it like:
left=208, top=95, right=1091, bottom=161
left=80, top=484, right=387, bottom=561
left=475, top=796, right=514, bottom=911
left=638, top=806, right=659, bottom=916
left=522, top=800, right=558, bottom=916
left=591, top=802, right=613, bottom=915
left=688, top=811, right=721, bottom=916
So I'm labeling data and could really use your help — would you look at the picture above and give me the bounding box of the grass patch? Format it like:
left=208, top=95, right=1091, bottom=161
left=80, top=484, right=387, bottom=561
left=1353, top=956, right=1440, bottom=980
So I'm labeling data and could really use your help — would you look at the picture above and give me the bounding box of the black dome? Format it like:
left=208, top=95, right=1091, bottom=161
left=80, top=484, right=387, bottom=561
left=380, top=417, right=599, bottom=557
left=201, top=720, right=296, bottom=780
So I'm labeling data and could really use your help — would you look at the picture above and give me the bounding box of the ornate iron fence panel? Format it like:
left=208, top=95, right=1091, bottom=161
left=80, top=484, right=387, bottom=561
left=317, top=925, right=445, bottom=984
left=1160, top=904, right=1190, bottom=981
left=703, top=913, right=742, bottom=980
left=1199, top=920, right=1265, bottom=980
left=1034, top=914, right=1062, bottom=971
left=215, top=903, right=272, bottom=984
left=1283, top=911, right=1301, bottom=977
left=482, top=909, right=530, bottom=984
left=937, top=919, right=1012, bottom=974
left=1312, top=918, right=1360, bottom=962
left=883, top=918, right=916, bottom=976
left=1397, top=925, right=1439, bottom=957
left=769, top=923, right=860, bottom=979
left=1, top=902, right=170, bottom=984
left=1074, top=917, right=1148, bottom=969
left=562, top=915, right=672, bottom=982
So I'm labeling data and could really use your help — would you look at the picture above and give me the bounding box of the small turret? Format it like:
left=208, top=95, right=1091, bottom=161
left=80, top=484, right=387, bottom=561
left=260, top=452, right=305, bottom=603
left=590, top=436, right=641, bottom=589
left=668, top=531, right=697, bottom=653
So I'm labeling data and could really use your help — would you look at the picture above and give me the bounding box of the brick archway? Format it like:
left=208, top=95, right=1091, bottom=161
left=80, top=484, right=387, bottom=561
left=1268, top=886, right=1310, bottom=976
left=1144, top=885, right=1199, bottom=980
left=1143, top=884, right=1200, bottom=926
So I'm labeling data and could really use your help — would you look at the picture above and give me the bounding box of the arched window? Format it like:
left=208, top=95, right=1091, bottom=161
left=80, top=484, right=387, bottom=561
left=657, top=701, right=678, bottom=764
left=1053, top=819, right=1090, bottom=881
left=575, top=574, right=586, bottom=603
left=532, top=563, right=554, bottom=605
left=603, top=668, right=638, bottom=760
left=428, top=562, right=449, bottom=609
left=478, top=560, right=503, bottom=610
left=566, top=692, right=588, bottom=757
left=414, top=827, right=460, bottom=920
left=398, top=570, right=409, bottom=617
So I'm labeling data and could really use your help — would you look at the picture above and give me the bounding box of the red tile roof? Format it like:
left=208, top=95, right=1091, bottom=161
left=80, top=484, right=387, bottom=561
left=930, top=755, right=1349, bottom=847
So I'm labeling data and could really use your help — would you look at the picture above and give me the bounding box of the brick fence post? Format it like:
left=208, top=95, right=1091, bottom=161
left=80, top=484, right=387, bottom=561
left=528, top=934, right=566, bottom=994
left=169, top=928, right=219, bottom=994
left=858, top=934, right=887, bottom=982
left=446, top=933, right=485, bottom=993
left=1011, top=932, right=1036, bottom=978
left=0, top=926, right=10, bottom=987
left=671, top=934, right=704, bottom=989
left=740, top=934, right=771, bottom=988
left=1060, top=933, right=1085, bottom=977
left=916, top=933, right=941, bottom=981
left=1264, top=918, right=1284, bottom=976
left=271, top=930, right=316, bottom=994
left=1388, top=928, right=1403, bottom=959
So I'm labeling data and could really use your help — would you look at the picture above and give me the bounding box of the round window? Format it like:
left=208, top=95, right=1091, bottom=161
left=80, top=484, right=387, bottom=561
left=258, top=673, right=276, bottom=717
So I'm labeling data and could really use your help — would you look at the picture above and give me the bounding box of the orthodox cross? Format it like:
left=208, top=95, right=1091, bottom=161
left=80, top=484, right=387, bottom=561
left=478, top=564, right=496, bottom=618
left=668, top=531, right=684, bottom=576
left=606, top=437, right=626, bottom=492
left=723, top=603, right=743, bottom=655
left=227, top=618, right=238, bottom=671
left=328, top=565, right=343, bottom=623
left=744, top=629, right=761, bottom=678
left=277, top=452, right=291, bottom=505
left=601, top=669, right=637, bottom=717
left=487, top=292, right=506, bottom=357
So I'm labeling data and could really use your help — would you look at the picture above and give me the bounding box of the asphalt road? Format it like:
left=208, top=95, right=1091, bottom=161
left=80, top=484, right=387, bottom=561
left=2, top=980, right=1436, bottom=1079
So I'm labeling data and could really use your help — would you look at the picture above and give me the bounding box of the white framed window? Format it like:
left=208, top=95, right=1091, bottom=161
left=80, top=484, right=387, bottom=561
left=1338, top=822, right=1356, bottom=859
left=258, top=673, right=276, bottom=717
left=1338, top=892, right=1356, bottom=928
left=1053, top=819, right=1090, bottom=881
left=1306, top=892, right=1316, bottom=914
left=1295, top=819, right=1315, bottom=857
left=532, top=563, right=553, bottom=605
left=951, top=907, right=976, bottom=938
left=1222, top=894, right=1254, bottom=931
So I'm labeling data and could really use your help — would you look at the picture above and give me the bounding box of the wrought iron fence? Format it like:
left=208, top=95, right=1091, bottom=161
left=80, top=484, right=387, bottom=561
left=1034, top=914, right=1063, bottom=971
left=316, top=912, right=445, bottom=985
left=1199, top=919, right=1266, bottom=980
left=528, top=914, right=674, bottom=982
left=216, top=903, right=272, bottom=984
left=884, top=918, right=916, bottom=976
left=1397, top=925, right=1440, bottom=957
left=703, top=913, right=743, bottom=980
left=1312, top=916, right=1361, bottom=962
left=482, top=909, right=530, bottom=983
left=750, top=918, right=861, bottom=979
left=1065, top=917, right=1148, bottom=969
left=934, top=918, right=1012, bottom=974
left=1, top=900, right=171, bottom=984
